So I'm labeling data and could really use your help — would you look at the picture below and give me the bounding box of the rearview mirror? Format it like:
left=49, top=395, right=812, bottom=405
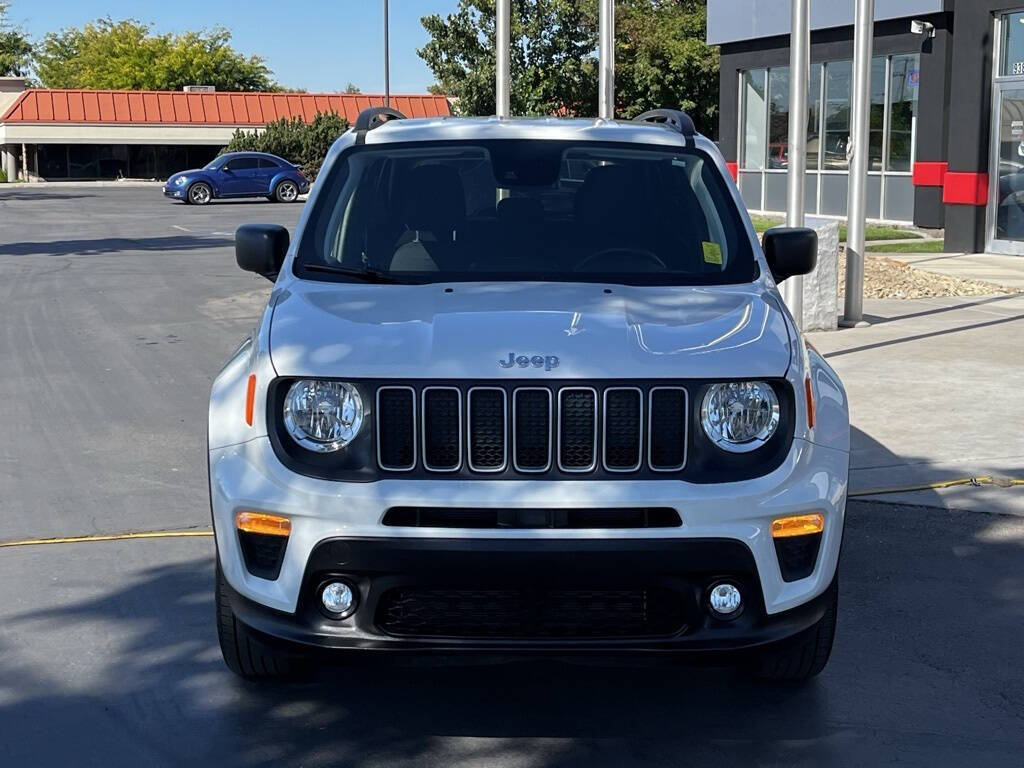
left=762, top=227, right=817, bottom=283
left=236, top=224, right=289, bottom=281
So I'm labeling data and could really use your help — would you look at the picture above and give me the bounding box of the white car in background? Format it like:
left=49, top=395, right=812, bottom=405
left=208, top=107, right=849, bottom=682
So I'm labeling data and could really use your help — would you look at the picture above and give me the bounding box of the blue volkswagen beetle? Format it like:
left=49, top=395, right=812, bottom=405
left=163, top=151, right=310, bottom=205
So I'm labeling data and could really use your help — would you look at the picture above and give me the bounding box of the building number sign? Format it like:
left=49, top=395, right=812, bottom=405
left=1013, top=61, right=1024, bottom=75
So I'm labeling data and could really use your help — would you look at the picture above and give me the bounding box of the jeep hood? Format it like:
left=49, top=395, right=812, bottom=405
left=268, top=281, right=792, bottom=380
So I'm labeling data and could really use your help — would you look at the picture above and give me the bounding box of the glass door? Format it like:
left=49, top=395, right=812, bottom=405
left=988, top=12, right=1024, bottom=254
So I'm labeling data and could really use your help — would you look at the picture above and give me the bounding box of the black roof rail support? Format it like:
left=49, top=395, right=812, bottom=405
left=354, top=106, right=407, bottom=132
left=632, top=109, right=697, bottom=139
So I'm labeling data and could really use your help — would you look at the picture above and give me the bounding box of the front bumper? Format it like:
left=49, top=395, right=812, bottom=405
left=210, top=436, right=848, bottom=619
left=163, top=185, right=185, bottom=199
left=222, top=536, right=837, bottom=653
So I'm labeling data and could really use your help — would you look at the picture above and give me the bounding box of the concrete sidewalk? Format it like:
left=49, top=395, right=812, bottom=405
left=807, top=293, right=1024, bottom=516
left=896, top=251, right=1024, bottom=291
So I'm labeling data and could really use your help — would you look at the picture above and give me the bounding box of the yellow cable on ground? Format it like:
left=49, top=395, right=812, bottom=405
left=849, top=475, right=1024, bottom=498
left=3, top=476, right=1023, bottom=549
left=0, top=529, right=213, bottom=548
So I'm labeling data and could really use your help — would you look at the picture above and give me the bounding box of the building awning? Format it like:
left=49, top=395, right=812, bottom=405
left=0, top=89, right=451, bottom=126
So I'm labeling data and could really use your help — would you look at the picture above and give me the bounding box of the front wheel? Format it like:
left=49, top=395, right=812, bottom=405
left=187, top=181, right=213, bottom=205
left=749, top=577, right=838, bottom=682
left=216, top=564, right=306, bottom=680
left=274, top=180, right=300, bottom=203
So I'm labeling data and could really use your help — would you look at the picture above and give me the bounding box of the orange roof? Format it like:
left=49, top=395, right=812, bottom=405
left=0, top=90, right=451, bottom=125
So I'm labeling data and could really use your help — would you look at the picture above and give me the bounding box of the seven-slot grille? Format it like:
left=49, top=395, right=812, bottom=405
left=377, top=384, right=688, bottom=475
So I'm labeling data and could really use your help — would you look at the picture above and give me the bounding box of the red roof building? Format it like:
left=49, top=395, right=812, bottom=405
left=0, top=84, right=451, bottom=181
left=0, top=89, right=451, bottom=126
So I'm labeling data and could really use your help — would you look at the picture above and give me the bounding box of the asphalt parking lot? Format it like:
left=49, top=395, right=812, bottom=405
left=1, top=186, right=1022, bottom=767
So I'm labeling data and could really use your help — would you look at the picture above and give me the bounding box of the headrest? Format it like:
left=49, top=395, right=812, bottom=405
left=497, top=196, right=544, bottom=228
left=400, top=164, right=466, bottom=234
left=574, top=164, right=649, bottom=233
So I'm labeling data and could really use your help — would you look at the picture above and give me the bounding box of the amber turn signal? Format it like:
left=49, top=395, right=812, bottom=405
left=245, top=374, right=257, bottom=426
left=804, top=376, right=816, bottom=429
left=771, top=513, right=824, bottom=538
left=236, top=511, right=291, bottom=537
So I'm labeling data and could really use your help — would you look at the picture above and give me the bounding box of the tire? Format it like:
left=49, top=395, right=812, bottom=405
left=274, top=180, right=300, bottom=203
left=187, top=181, right=213, bottom=206
left=750, top=577, right=838, bottom=682
left=216, top=564, right=305, bottom=680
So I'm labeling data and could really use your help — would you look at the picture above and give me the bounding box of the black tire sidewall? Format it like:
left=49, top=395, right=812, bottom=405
left=188, top=182, right=212, bottom=205
left=275, top=180, right=298, bottom=203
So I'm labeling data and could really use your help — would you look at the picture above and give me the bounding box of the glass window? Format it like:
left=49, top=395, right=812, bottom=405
left=67, top=145, right=129, bottom=179
left=767, top=68, right=789, bottom=169
left=869, top=56, right=885, bottom=172
left=741, top=69, right=767, bottom=169
left=758, top=65, right=822, bottom=170
left=887, top=54, right=919, bottom=171
left=297, top=141, right=758, bottom=286
left=823, top=60, right=852, bottom=170
left=807, top=64, right=822, bottom=170
left=259, top=157, right=281, bottom=169
left=823, top=58, right=884, bottom=171
left=1001, top=12, right=1024, bottom=76
left=38, top=145, right=69, bottom=178
left=223, top=157, right=260, bottom=171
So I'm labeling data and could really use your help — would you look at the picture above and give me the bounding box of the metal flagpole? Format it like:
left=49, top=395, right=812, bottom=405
left=783, top=0, right=809, bottom=327
left=496, top=0, right=511, bottom=118
left=598, top=0, right=615, bottom=119
left=842, top=0, right=875, bottom=327
left=383, top=0, right=390, bottom=107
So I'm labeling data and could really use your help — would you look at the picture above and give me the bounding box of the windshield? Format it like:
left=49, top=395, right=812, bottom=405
left=295, top=140, right=757, bottom=286
left=204, top=158, right=221, bottom=170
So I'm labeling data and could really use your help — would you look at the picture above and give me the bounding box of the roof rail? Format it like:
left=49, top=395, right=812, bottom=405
left=631, top=109, right=696, bottom=138
left=354, top=106, right=407, bottom=132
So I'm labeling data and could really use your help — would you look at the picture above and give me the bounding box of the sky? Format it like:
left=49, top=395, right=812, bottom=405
left=10, top=0, right=462, bottom=93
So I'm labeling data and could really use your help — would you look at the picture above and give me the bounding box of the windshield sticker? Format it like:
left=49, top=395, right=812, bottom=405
left=702, top=242, right=723, bottom=265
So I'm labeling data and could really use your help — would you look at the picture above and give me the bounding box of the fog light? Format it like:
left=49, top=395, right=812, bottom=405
left=708, top=582, right=743, bottom=618
left=320, top=581, right=355, bottom=617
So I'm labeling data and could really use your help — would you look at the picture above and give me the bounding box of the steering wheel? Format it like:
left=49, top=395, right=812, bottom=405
left=575, top=247, right=667, bottom=272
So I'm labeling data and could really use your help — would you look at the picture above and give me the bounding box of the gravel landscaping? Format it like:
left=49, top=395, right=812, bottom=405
left=838, top=250, right=1016, bottom=299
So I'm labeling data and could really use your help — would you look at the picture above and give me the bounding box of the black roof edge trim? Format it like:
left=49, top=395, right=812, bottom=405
left=355, top=106, right=408, bottom=132
left=632, top=109, right=697, bottom=138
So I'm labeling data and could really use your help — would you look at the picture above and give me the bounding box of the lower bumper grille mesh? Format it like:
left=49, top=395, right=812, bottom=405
left=377, top=586, right=686, bottom=639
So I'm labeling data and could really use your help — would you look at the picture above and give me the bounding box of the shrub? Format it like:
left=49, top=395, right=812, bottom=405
left=222, top=111, right=348, bottom=180
left=0, top=168, right=6, bottom=183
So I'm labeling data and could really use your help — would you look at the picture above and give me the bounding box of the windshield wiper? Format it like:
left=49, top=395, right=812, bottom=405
left=302, top=263, right=405, bottom=284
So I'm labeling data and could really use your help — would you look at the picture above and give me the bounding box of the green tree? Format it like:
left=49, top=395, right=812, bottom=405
left=0, top=1, right=32, bottom=77
left=344, top=82, right=361, bottom=93
left=223, top=111, right=348, bottom=180
left=34, top=18, right=274, bottom=91
left=418, top=0, right=719, bottom=136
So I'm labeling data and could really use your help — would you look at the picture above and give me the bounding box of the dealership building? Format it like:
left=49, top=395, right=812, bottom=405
left=0, top=78, right=450, bottom=183
left=710, top=0, right=1024, bottom=254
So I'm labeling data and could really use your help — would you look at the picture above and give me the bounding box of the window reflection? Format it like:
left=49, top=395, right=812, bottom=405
left=741, top=69, right=767, bottom=170
left=887, top=55, right=919, bottom=171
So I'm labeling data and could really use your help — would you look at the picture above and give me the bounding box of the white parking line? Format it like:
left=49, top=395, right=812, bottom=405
left=172, top=225, right=192, bottom=233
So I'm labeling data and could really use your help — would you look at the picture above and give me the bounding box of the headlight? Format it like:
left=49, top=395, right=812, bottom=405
left=174, top=176, right=187, bottom=186
left=700, top=381, right=780, bottom=453
left=283, top=380, right=363, bottom=452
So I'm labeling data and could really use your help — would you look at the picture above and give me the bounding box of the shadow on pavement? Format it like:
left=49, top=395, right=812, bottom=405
left=1, top=498, right=1022, bottom=767
left=0, top=235, right=233, bottom=257
left=0, top=190, right=96, bottom=202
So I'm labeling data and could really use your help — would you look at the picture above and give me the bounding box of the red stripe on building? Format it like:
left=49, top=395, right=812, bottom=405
left=942, top=172, right=989, bottom=206
left=726, top=161, right=738, bottom=181
left=912, top=161, right=947, bottom=187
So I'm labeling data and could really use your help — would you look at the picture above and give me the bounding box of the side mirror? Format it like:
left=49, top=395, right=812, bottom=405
left=762, top=227, right=817, bottom=283
left=236, top=224, right=289, bottom=281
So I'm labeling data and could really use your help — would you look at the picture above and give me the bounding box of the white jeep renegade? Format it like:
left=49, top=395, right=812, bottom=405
left=209, top=107, right=850, bottom=682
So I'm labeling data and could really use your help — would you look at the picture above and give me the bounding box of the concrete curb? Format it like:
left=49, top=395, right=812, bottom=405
left=0, top=180, right=164, bottom=189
